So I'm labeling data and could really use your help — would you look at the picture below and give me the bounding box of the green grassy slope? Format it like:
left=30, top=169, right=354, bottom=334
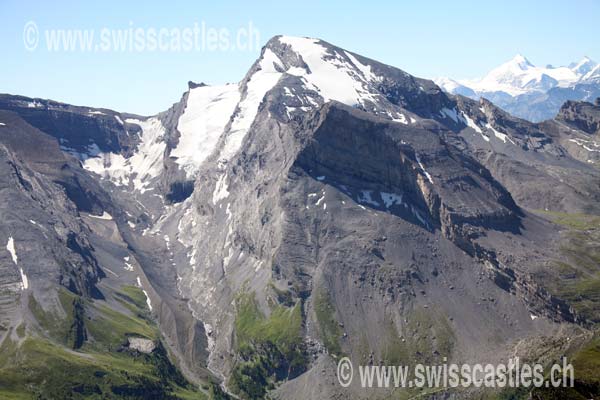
left=0, top=286, right=210, bottom=400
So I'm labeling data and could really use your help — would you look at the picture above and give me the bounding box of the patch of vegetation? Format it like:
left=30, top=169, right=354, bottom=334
left=533, top=210, right=600, bottom=323
left=535, top=210, right=600, bottom=231
left=0, top=336, right=198, bottom=399
left=207, top=382, right=230, bottom=400
left=230, top=292, right=306, bottom=399
left=28, top=293, right=65, bottom=343
left=0, top=335, right=17, bottom=367
left=116, top=285, right=152, bottom=313
left=550, top=274, right=600, bottom=322
left=560, top=231, right=600, bottom=274
left=522, top=333, right=600, bottom=399
left=67, top=296, right=87, bottom=349
left=517, top=212, right=600, bottom=397
left=235, top=293, right=303, bottom=349
left=383, top=309, right=454, bottom=367
left=172, top=385, right=210, bottom=400
left=28, top=288, right=84, bottom=347
left=0, top=391, right=31, bottom=400
left=15, top=324, right=25, bottom=339
left=173, top=380, right=228, bottom=400
left=313, top=288, right=342, bottom=356
left=380, top=318, right=411, bottom=366
left=84, top=286, right=157, bottom=353
left=572, top=333, right=600, bottom=383
left=268, top=283, right=294, bottom=307
left=85, top=302, right=156, bottom=351
left=2, top=285, right=204, bottom=399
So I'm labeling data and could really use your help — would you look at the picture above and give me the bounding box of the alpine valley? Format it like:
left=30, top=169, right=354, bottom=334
left=1, top=36, right=600, bottom=399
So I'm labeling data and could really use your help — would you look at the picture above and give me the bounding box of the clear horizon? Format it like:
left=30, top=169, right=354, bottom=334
left=1, top=0, right=598, bottom=115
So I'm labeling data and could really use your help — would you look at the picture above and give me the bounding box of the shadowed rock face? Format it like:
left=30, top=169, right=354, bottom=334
left=556, top=99, right=600, bottom=135
left=294, top=104, right=521, bottom=250
left=1, top=36, right=600, bottom=399
left=0, top=111, right=105, bottom=298
left=0, top=94, right=142, bottom=156
left=0, top=108, right=211, bottom=389
left=0, top=109, right=111, bottom=214
left=453, top=96, right=600, bottom=215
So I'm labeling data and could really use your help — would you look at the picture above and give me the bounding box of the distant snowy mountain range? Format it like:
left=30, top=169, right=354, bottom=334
left=436, top=55, right=600, bottom=122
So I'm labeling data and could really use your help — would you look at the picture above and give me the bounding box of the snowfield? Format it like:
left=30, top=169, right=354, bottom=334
left=83, top=117, right=166, bottom=192
left=174, top=84, right=240, bottom=176
left=6, top=237, right=28, bottom=290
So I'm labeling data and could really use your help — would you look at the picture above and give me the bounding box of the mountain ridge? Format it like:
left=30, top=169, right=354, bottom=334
left=0, top=35, right=599, bottom=399
left=436, top=54, right=600, bottom=122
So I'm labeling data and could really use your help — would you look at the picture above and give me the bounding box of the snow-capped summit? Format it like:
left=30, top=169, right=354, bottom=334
left=510, top=54, right=534, bottom=69
left=77, top=35, right=452, bottom=190
left=433, top=77, right=476, bottom=97
left=171, top=35, right=392, bottom=175
left=570, top=56, right=597, bottom=76
left=582, top=63, right=600, bottom=83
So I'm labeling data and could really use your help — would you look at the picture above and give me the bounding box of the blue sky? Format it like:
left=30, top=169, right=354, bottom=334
left=1, top=0, right=598, bottom=115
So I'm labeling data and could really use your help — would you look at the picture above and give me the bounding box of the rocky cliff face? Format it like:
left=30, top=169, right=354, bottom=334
left=556, top=99, right=600, bottom=135
left=0, top=110, right=105, bottom=300
left=448, top=96, right=600, bottom=215
left=0, top=108, right=211, bottom=398
left=1, top=36, right=599, bottom=399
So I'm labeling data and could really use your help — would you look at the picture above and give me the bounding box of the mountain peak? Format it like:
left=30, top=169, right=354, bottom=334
left=582, top=63, right=600, bottom=82
left=256, top=35, right=449, bottom=123
left=571, top=56, right=597, bottom=75
left=509, top=54, right=534, bottom=69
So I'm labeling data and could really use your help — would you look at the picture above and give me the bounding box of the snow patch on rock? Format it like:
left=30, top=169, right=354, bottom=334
left=220, top=48, right=283, bottom=161
left=485, top=123, right=514, bottom=144
left=89, top=211, right=113, bottom=220
left=279, top=36, right=378, bottom=106
left=358, top=190, right=380, bottom=207
left=462, top=113, right=482, bottom=134
left=213, top=173, right=230, bottom=204
left=415, top=154, right=434, bottom=184
left=83, top=117, right=166, bottom=192
left=142, top=289, right=153, bottom=311
left=174, top=84, right=240, bottom=177
left=6, top=237, right=28, bottom=290
left=381, top=192, right=403, bottom=208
